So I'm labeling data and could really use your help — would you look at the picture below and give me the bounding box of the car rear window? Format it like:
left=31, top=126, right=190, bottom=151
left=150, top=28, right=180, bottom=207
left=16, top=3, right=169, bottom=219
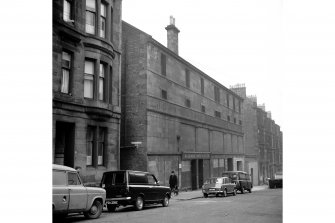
left=222, top=172, right=238, bottom=180
left=53, top=170, right=66, bottom=186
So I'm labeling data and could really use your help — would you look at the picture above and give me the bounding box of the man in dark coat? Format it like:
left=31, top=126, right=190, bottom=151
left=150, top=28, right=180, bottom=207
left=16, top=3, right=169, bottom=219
left=169, top=171, right=178, bottom=195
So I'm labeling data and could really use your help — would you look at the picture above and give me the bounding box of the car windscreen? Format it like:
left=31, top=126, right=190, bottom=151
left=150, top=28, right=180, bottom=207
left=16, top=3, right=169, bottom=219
left=222, top=173, right=237, bottom=180
left=205, top=178, right=222, bottom=184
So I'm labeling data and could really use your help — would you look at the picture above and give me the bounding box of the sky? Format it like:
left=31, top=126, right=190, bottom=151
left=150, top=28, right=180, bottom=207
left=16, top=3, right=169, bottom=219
left=123, top=0, right=284, bottom=127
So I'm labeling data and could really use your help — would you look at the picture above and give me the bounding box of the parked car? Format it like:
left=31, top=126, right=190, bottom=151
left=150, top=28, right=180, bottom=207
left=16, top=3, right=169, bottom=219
left=100, top=170, right=171, bottom=211
left=222, top=171, right=253, bottom=194
left=52, top=164, right=106, bottom=219
left=202, top=177, right=237, bottom=198
left=269, top=172, right=283, bottom=189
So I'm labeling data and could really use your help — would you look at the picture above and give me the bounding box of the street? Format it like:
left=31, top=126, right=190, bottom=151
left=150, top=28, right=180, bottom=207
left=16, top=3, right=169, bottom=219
left=55, top=188, right=282, bottom=223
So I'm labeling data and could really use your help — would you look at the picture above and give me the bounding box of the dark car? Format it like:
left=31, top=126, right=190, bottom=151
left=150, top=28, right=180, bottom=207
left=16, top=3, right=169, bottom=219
left=222, top=171, right=253, bottom=193
left=268, top=172, right=283, bottom=189
left=202, top=177, right=237, bottom=198
left=100, top=170, right=171, bottom=211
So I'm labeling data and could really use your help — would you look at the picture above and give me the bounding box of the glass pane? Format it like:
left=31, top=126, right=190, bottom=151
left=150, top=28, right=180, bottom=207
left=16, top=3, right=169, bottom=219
left=115, top=173, right=125, bottom=185
left=61, top=69, right=69, bottom=93
left=68, top=172, right=80, bottom=185
left=86, top=0, right=96, bottom=11
left=98, top=155, right=103, bottom=165
left=53, top=170, right=67, bottom=185
left=84, top=79, right=93, bottom=98
left=86, top=155, right=92, bottom=165
left=63, top=0, right=71, bottom=21
left=101, top=4, right=106, bottom=17
left=85, top=12, right=95, bottom=34
left=62, top=51, right=71, bottom=62
left=99, top=63, right=105, bottom=77
left=99, top=78, right=104, bottom=100
left=85, top=60, right=94, bottom=74
left=100, top=19, right=105, bottom=38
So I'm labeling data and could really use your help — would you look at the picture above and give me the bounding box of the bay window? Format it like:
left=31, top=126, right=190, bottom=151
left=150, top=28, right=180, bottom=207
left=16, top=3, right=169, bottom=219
left=61, top=51, right=71, bottom=94
left=84, top=60, right=95, bottom=99
left=86, top=0, right=96, bottom=34
left=100, top=3, right=106, bottom=38
left=63, top=0, right=73, bottom=22
left=99, top=63, right=105, bottom=101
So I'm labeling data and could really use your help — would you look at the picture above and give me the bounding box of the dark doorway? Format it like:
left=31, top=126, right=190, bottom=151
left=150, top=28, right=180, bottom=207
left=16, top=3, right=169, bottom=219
left=250, top=168, right=254, bottom=184
left=198, top=159, right=204, bottom=187
left=191, top=160, right=197, bottom=190
left=54, top=121, right=75, bottom=167
left=227, top=158, right=233, bottom=171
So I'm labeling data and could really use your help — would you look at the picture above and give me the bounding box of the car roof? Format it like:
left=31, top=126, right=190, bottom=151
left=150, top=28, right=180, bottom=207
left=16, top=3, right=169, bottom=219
left=103, top=170, right=151, bottom=175
left=222, top=171, right=248, bottom=174
left=53, top=164, right=76, bottom=172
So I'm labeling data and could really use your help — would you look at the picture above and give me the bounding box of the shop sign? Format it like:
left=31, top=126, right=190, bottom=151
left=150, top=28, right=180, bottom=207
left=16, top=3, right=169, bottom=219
left=182, top=152, right=211, bottom=160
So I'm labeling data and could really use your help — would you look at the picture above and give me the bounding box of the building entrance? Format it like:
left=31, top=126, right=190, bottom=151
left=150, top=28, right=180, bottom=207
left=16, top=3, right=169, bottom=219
left=191, top=159, right=204, bottom=190
left=54, top=121, right=75, bottom=167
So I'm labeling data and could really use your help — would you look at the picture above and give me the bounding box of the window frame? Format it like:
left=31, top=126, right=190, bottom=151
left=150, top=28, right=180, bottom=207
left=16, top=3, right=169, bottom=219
left=99, top=63, right=106, bottom=101
left=100, top=3, right=107, bottom=38
left=161, top=89, right=167, bottom=100
left=161, top=53, right=166, bottom=76
left=215, top=110, right=221, bottom=118
left=85, top=0, right=97, bottom=34
left=200, top=78, right=204, bottom=95
left=84, top=59, right=95, bottom=99
left=61, top=51, right=72, bottom=94
left=97, top=127, right=106, bottom=166
left=185, top=69, right=190, bottom=88
left=63, top=0, right=74, bottom=23
left=86, top=125, right=95, bottom=166
left=185, top=98, right=191, bottom=108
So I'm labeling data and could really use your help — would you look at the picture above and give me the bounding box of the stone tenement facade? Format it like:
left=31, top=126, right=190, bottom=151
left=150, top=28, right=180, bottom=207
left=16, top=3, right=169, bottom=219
left=230, top=84, right=259, bottom=186
left=257, top=105, right=283, bottom=184
left=121, top=19, right=245, bottom=190
left=231, top=85, right=283, bottom=185
left=52, top=0, right=122, bottom=185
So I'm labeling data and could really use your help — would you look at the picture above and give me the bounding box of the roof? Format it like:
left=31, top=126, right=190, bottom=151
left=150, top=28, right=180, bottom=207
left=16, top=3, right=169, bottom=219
left=222, top=171, right=248, bottom=174
left=52, top=164, right=76, bottom=172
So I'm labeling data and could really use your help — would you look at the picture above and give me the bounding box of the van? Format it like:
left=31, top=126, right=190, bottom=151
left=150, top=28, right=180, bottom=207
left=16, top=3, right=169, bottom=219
left=222, top=171, right=253, bottom=193
left=100, top=170, right=171, bottom=211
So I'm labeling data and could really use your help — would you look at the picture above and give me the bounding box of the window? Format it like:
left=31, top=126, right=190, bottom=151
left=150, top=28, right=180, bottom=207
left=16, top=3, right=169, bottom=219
left=61, top=51, right=71, bottom=94
left=147, top=175, right=157, bottom=185
left=129, top=173, right=147, bottom=184
left=86, top=126, right=95, bottom=166
left=214, top=86, right=220, bottom=103
left=86, top=0, right=96, bottom=34
left=201, top=105, right=206, bottom=113
left=227, top=115, right=230, bottom=122
left=68, top=172, right=81, bottom=185
left=185, top=69, right=190, bottom=88
left=238, top=101, right=241, bottom=113
left=215, top=111, right=221, bottom=118
left=161, top=89, right=167, bottom=99
left=84, top=60, right=95, bottom=99
left=233, top=97, right=236, bottom=111
left=100, top=3, right=106, bottom=38
left=226, top=93, right=230, bottom=107
left=53, top=170, right=66, bottom=186
left=185, top=99, right=191, bottom=108
left=201, top=78, right=204, bottom=95
left=234, top=118, right=236, bottom=124
left=161, top=53, right=166, bottom=76
left=239, top=120, right=242, bottom=125
left=98, top=127, right=106, bottom=166
left=63, top=0, right=73, bottom=22
left=114, top=173, right=126, bottom=185
left=99, top=63, right=105, bottom=101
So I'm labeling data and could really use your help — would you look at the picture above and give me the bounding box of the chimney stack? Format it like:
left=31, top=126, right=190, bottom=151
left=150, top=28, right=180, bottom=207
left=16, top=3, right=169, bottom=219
left=165, top=16, right=180, bottom=54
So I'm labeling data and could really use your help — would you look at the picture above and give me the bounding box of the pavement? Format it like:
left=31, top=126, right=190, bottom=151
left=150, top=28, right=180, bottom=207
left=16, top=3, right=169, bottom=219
left=171, top=185, right=269, bottom=201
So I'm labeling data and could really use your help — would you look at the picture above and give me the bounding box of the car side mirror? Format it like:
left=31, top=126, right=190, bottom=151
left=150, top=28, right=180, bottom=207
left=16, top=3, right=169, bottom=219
left=156, top=181, right=160, bottom=185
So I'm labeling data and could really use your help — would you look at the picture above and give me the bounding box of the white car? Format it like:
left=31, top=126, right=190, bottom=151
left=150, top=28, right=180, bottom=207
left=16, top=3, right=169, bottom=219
left=52, top=164, right=106, bottom=219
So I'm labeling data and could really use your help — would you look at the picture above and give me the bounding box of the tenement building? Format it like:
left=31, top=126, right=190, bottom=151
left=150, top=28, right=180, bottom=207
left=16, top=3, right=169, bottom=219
left=52, top=0, right=122, bottom=185
left=231, top=85, right=283, bottom=185
left=121, top=17, right=245, bottom=190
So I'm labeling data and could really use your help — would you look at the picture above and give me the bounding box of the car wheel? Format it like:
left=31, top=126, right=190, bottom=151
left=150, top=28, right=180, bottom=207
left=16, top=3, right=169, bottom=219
left=162, top=195, right=169, bottom=207
left=134, top=196, right=144, bottom=211
left=107, top=204, right=116, bottom=212
left=248, top=188, right=252, bottom=193
left=203, top=193, right=208, bottom=198
left=223, top=189, right=227, bottom=197
left=233, top=189, right=237, bottom=196
left=84, top=200, right=103, bottom=219
left=240, top=187, right=245, bottom=194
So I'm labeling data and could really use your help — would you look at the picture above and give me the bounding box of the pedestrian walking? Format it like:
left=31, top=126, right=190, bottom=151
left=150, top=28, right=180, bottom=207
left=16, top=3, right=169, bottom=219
left=169, top=171, right=178, bottom=196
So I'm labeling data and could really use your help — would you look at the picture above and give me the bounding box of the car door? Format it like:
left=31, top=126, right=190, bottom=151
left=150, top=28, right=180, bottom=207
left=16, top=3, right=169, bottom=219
left=67, top=171, right=87, bottom=211
left=53, top=170, right=69, bottom=212
left=147, top=174, right=160, bottom=201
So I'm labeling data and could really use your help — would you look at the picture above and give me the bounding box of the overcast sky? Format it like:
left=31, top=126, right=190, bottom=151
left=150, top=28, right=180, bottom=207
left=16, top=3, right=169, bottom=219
left=123, top=0, right=284, bottom=127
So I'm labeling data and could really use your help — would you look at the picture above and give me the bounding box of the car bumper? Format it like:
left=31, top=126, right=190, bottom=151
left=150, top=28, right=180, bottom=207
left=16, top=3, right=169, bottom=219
left=106, top=197, right=132, bottom=205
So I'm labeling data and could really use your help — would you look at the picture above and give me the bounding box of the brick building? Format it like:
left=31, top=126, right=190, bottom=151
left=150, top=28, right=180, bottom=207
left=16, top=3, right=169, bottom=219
left=257, top=105, right=283, bottom=183
left=231, top=85, right=283, bottom=185
left=52, top=0, right=122, bottom=185
left=121, top=18, right=245, bottom=190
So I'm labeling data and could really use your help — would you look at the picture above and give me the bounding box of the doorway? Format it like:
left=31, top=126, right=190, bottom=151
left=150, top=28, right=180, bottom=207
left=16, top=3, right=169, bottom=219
left=227, top=158, right=233, bottom=171
left=54, top=121, right=75, bottom=167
